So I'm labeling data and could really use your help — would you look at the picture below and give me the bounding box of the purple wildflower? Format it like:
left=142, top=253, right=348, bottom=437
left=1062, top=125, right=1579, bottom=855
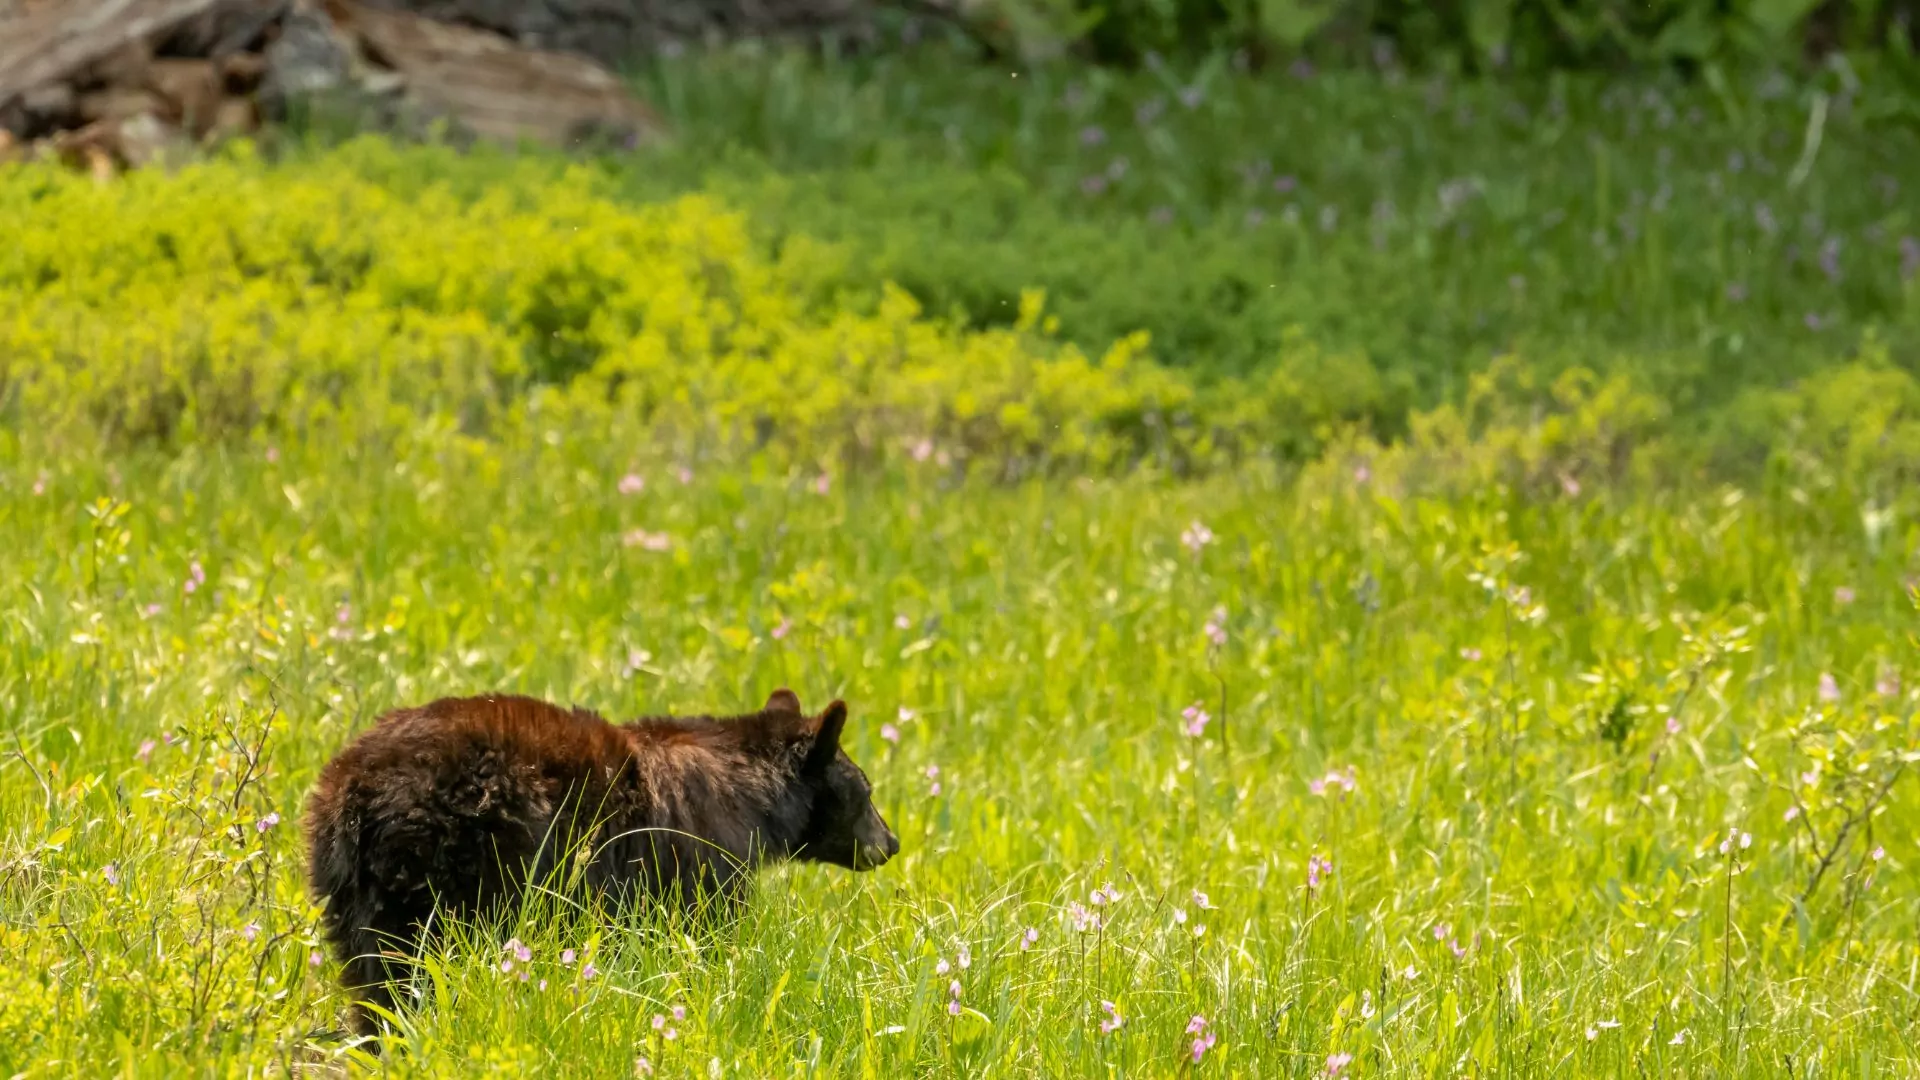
left=255, top=811, right=281, bottom=833
left=1068, top=901, right=1100, bottom=933
left=618, top=473, right=646, bottom=495
left=1204, top=606, right=1228, bottom=647
left=1818, top=673, right=1840, bottom=703
left=621, top=529, right=672, bottom=551
left=1306, top=854, right=1334, bottom=891
left=1326, top=1052, right=1352, bottom=1076
left=1099, top=1000, right=1124, bottom=1034
left=1182, top=702, right=1211, bottom=737
left=1189, top=1015, right=1217, bottom=1062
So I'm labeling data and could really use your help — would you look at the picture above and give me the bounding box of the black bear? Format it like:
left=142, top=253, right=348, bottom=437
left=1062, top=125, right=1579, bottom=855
left=304, top=688, right=897, bottom=1033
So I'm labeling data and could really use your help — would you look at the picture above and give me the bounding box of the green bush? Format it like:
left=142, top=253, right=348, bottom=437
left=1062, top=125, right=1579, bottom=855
left=979, top=0, right=1920, bottom=69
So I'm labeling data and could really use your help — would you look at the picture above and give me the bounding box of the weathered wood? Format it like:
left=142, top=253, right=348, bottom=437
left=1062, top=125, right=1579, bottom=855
left=326, top=0, right=664, bottom=146
left=0, top=0, right=232, bottom=104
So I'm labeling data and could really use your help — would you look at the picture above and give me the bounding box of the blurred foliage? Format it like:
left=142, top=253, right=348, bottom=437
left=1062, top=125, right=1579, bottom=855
left=964, top=0, right=1920, bottom=70
left=598, top=44, right=1920, bottom=411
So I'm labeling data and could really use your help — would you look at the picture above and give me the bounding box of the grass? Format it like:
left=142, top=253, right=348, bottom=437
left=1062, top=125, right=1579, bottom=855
left=3, top=429, right=1918, bottom=1076
left=1, top=42, right=1919, bottom=1078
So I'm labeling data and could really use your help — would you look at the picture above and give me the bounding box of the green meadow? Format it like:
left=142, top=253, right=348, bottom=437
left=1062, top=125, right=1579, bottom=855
left=1, top=42, right=1918, bottom=1077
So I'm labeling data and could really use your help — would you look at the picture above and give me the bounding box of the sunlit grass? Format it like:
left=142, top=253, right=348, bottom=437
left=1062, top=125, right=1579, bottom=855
left=2, top=419, right=1916, bottom=1074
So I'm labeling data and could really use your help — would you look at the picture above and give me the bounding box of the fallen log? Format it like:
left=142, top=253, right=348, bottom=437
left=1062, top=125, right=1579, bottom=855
left=0, top=0, right=666, bottom=168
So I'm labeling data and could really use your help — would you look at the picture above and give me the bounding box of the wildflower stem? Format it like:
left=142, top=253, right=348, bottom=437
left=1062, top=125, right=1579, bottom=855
left=1501, top=579, right=1519, bottom=799
left=1787, top=762, right=1906, bottom=924
left=1212, top=662, right=1233, bottom=802
left=1721, top=837, right=1737, bottom=1048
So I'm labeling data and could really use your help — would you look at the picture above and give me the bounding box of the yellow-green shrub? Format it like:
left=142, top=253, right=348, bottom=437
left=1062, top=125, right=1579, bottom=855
left=0, top=140, right=1217, bottom=471
left=1705, top=335, right=1920, bottom=488
left=1299, top=355, right=1673, bottom=500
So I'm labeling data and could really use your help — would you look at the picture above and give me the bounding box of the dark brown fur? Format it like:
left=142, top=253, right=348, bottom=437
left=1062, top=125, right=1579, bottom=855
left=304, top=688, right=897, bottom=1033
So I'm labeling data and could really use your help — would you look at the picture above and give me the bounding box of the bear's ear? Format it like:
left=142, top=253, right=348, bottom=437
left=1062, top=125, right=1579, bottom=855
left=803, top=700, right=848, bottom=773
left=766, top=688, right=803, bottom=715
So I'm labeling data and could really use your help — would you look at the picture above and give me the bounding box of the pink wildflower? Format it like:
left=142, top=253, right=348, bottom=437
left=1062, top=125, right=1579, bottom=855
left=1188, top=1015, right=1217, bottom=1062
left=1818, top=672, right=1840, bottom=703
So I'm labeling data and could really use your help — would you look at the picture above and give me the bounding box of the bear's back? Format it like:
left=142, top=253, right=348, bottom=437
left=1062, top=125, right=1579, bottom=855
left=305, top=694, right=639, bottom=931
